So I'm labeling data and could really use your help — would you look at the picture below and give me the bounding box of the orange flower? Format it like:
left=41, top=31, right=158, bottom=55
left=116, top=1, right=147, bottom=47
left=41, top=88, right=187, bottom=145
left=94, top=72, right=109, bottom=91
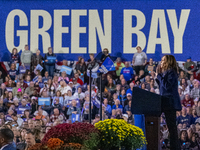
left=47, top=138, right=64, bottom=150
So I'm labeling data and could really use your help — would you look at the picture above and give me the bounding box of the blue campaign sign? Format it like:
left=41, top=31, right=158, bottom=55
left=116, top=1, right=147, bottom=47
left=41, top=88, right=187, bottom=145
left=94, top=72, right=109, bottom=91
left=38, top=97, right=51, bottom=106
left=72, top=114, right=80, bottom=123
left=19, top=66, right=30, bottom=74
left=47, top=56, right=56, bottom=64
left=6, top=87, right=13, bottom=92
left=35, top=64, right=43, bottom=72
left=17, top=107, right=27, bottom=115
left=60, top=65, right=73, bottom=75
left=0, top=0, right=198, bottom=62
left=98, top=57, right=115, bottom=74
left=33, top=76, right=38, bottom=83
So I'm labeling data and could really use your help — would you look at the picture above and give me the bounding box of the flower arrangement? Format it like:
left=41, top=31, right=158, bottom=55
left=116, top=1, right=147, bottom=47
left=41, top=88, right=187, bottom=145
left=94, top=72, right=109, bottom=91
left=28, top=143, right=47, bottom=150
left=40, top=122, right=99, bottom=150
left=63, top=143, right=82, bottom=150
left=95, top=119, right=146, bottom=149
left=47, top=138, right=64, bottom=150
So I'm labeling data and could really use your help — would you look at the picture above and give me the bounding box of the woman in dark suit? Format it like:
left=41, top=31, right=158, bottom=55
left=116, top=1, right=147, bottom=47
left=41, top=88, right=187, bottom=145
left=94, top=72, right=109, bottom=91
left=156, top=55, right=181, bottom=150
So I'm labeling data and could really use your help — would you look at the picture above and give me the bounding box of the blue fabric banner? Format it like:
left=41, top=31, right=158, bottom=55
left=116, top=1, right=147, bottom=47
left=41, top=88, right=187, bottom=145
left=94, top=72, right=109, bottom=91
left=0, top=0, right=198, bottom=62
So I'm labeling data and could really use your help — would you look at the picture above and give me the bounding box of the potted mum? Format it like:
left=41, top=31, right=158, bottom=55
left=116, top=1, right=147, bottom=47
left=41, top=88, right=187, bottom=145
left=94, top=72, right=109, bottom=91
left=29, top=122, right=100, bottom=150
left=95, top=119, right=146, bottom=150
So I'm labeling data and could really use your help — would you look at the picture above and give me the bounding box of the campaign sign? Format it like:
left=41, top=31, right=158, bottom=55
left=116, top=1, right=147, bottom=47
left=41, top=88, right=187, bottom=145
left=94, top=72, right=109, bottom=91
left=6, top=87, right=13, bottom=92
left=19, top=66, right=30, bottom=74
left=16, top=63, right=19, bottom=70
left=72, top=114, right=80, bottom=123
left=98, top=57, right=115, bottom=74
left=47, top=56, right=56, bottom=64
left=60, top=65, right=73, bottom=75
left=65, top=99, right=80, bottom=108
left=17, top=107, right=27, bottom=114
left=38, top=97, right=50, bottom=106
left=35, top=64, right=43, bottom=72
left=33, top=76, right=38, bottom=83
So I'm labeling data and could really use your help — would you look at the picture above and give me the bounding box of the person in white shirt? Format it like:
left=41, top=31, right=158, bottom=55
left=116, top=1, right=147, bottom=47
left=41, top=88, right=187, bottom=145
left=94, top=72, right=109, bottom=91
left=73, top=87, right=85, bottom=100
left=11, top=114, right=24, bottom=127
left=56, top=80, right=72, bottom=95
left=64, top=90, right=76, bottom=107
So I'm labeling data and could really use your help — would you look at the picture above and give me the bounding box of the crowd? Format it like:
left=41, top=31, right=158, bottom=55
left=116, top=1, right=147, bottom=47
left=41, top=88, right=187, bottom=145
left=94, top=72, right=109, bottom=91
left=0, top=45, right=199, bottom=149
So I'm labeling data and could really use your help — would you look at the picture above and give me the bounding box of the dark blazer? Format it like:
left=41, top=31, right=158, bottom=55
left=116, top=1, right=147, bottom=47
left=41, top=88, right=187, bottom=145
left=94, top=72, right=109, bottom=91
left=2, top=143, right=16, bottom=150
left=156, top=69, right=182, bottom=111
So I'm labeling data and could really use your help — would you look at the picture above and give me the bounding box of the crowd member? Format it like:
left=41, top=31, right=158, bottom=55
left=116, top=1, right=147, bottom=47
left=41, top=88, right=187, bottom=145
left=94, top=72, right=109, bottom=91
left=17, top=130, right=36, bottom=150
left=3, top=46, right=200, bottom=149
left=184, top=56, right=196, bottom=78
left=44, top=47, right=56, bottom=77
left=145, top=58, right=156, bottom=74
left=120, top=62, right=134, bottom=84
left=132, top=46, right=147, bottom=75
left=20, top=45, right=32, bottom=68
left=0, top=128, right=15, bottom=150
left=75, top=57, right=86, bottom=82
left=67, top=100, right=81, bottom=120
left=58, top=71, right=69, bottom=82
left=101, top=48, right=111, bottom=62
left=181, top=94, right=194, bottom=107
left=31, top=49, right=44, bottom=73
left=11, top=48, right=20, bottom=66
left=177, top=107, right=193, bottom=127
left=114, top=57, right=125, bottom=78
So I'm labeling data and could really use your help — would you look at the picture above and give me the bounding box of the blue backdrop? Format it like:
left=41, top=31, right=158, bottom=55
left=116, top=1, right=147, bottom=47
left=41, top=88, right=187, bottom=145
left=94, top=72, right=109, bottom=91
left=0, top=0, right=198, bottom=62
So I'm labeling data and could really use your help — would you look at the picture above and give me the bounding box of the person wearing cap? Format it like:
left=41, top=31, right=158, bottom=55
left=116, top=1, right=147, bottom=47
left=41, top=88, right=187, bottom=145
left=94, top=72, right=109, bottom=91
left=184, top=56, right=196, bottom=77
left=124, top=93, right=132, bottom=106
left=14, top=87, right=23, bottom=101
